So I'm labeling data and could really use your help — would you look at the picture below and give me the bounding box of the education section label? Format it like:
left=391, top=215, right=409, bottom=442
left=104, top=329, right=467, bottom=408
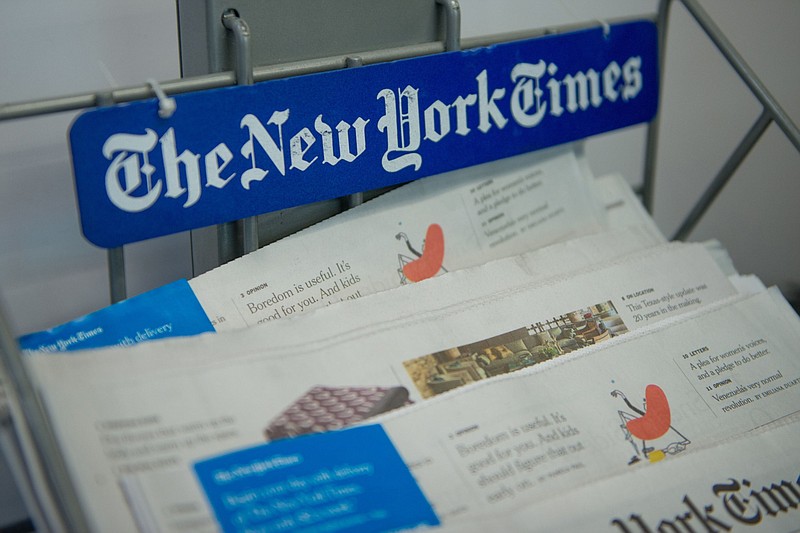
left=70, top=21, right=657, bottom=247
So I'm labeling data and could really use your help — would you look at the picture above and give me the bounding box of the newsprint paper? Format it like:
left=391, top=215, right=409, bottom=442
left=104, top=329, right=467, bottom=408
left=435, top=413, right=800, bottom=532
left=128, top=289, right=800, bottom=533
left=19, top=240, right=800, bottom=532
left=188, top=145, right=610, bottom=331
left=19, top=145, right=658, bottom=356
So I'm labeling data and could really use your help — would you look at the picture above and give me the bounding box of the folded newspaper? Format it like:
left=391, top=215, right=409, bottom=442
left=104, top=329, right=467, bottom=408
left=3, top=146, right=670, bottom=533
left=19, top=235, right=800, bottom=532
left=18, top=145, right=663, bottom=353
left=114, top=288, right=800, bottom=533
left=433, top=413, right=800, bottom=532
left=7, top=144, right=799, bottom=533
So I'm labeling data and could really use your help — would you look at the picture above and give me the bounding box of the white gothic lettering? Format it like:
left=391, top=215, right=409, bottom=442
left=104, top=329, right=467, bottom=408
left=102, top=55, right=644, bottom=213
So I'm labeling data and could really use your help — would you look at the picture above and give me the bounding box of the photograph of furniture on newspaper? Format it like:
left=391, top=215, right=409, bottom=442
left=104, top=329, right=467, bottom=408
left=404, top=300, right=628, bottom=397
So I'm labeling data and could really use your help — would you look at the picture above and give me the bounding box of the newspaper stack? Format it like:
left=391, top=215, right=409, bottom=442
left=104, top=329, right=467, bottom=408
left=5, top=145, right=800, bottom=533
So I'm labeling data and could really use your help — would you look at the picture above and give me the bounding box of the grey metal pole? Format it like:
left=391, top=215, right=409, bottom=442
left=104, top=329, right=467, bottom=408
left=0, top=300, right=92, bottom=532
left=437, top=0, right=462, bottom=52
left=107, top=248, right=127, bottom=304
left=344, top=56, right=366, bottom=210
left=222, top=10, right=259, bottom=256
left=217, top=221, right=238, bottom=265
left=642, top=0, right=673, bottom=214
left=0, top=44, right=441, bottom=122
left=1, top=24, right=584, bottom=123
left=222, top=10, right=255, bottom=86
left=96, top=91, right=128, bottom=304
left=672, top=110, right=772, bottom=241
left=678, top=0, right=800, bottom=152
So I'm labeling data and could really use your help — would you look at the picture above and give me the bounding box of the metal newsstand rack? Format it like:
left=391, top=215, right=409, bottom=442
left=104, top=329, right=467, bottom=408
left=0, top=0, right=798, bottom=530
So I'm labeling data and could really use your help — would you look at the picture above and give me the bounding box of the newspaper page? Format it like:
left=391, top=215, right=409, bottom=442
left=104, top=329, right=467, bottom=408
left=8, top=226, right=661, bottom=398
left=21, top=242, right=752, bottom=532
left=0, top=224, right=666, bottom=530
left=30, top=241, right=739, bottom=384
left=592, top=173, right=665, bottom=242
left=111, top=288, right=800, bottom=533
left=17, top=145, right=609, bottom=355
left=0, top=227, right=668, bottom=528
left=436, top=415, right=800, bottom=532
left=17, top=151, right=666, bottom=356
left=188, top=145, right=606, bottom=331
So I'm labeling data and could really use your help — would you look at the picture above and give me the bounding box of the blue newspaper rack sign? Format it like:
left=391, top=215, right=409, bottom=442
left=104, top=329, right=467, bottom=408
left=70, top=21, right=658, bottom=248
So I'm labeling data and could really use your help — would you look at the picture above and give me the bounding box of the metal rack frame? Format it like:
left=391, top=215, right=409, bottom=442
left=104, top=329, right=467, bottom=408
left=0, top=0, right=798, bottom=530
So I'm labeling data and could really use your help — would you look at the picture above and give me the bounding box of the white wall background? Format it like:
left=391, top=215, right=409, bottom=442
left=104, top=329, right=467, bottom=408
left=1, top=0, right=798, bottom=337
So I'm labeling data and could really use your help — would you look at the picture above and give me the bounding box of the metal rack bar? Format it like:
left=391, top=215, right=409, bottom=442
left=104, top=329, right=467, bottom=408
left=436, top=0, right=461, bottom=52
left=222, top=9, right=259, bottom=258
left=342, top=56, right=366, bottom=211
left=0, top=48, right=425, bottom=122
left=672, top=110, right=772, bottom=241
left=94, top=91, right=129, bottom=304
left=646, top=0, right=800, bottom=238
left=1, top=22, right=611, bottom=124
left=679, top=0, right=800, bottom=152
left=107, top=247, right=127, bottom=304
left=0, top=301, right=91, bottom=532
left=642, top=0, right=672, bottom=213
